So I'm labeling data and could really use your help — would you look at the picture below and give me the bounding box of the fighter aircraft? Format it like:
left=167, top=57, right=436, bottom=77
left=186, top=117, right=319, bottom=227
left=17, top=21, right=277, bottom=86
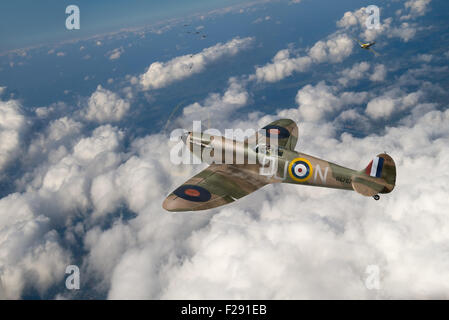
left=163, top=119, right=396, bottom=211
left=353, top=38, right=380, bottom=56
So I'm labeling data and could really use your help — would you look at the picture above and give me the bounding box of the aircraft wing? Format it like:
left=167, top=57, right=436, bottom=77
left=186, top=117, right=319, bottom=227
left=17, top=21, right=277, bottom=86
left=352, top=37, right=364, bottom=46
left=368, top=47, right=380, bottom=56
left=246, top=118, right=299, bottom=151
left=163, top=164, right=269, bottom=211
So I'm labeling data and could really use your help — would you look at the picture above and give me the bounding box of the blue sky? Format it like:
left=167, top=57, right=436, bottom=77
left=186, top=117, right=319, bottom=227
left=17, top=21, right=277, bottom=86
left=0, top=0, right=248, bottom=51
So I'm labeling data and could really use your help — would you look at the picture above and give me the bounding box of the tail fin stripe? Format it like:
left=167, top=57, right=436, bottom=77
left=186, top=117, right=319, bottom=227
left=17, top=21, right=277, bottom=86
left=370, top=157, right=378, bottom=177
left=369, top=156, right=384, bottom=178
left=365, top=160, right=373, bottom=175
left=375, top=157, right=384, bottom=178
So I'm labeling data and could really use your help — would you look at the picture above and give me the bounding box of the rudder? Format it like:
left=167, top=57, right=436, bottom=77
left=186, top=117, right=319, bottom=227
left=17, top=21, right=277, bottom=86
left=352, top=153, right=396, bottom=197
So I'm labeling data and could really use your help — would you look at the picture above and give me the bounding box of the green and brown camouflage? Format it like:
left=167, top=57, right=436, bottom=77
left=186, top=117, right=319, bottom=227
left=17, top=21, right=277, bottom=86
left=163, top=119, right=396, bottom=212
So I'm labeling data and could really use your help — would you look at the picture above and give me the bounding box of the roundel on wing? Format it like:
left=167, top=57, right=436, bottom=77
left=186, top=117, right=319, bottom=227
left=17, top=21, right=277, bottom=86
left=288, top=158, right=313, bottom=182
left=261, top=125, right=291, bottom=139
left=173, top=184, right=212, bottom=202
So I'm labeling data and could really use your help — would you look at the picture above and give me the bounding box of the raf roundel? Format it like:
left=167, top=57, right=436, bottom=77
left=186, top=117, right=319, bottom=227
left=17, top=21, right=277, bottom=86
left=261, top=125, right=291, bottom=139
left=173, top=184, right=212, bottom=202
left=288, top=158, right=313, bottom=182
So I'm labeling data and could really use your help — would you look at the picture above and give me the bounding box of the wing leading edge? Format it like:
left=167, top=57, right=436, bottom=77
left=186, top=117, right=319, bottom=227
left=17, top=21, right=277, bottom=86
left=162, top=164, right=269, bottom=212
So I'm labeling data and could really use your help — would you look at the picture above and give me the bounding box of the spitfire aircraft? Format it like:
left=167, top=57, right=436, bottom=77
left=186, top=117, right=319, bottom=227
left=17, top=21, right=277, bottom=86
left=353, top=38, right=380, bottom=56
left=163, top=119, right=396, bottom=212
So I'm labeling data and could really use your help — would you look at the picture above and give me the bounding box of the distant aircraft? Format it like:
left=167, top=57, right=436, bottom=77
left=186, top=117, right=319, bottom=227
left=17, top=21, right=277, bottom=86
left=353, top=38, right=380, bottom=56
left=163, top=119, right=396, bottom=211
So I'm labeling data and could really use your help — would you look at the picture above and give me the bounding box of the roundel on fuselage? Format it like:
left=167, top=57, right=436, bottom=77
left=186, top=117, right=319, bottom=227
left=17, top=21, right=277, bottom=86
left=288, top=158, right=313, bottom=182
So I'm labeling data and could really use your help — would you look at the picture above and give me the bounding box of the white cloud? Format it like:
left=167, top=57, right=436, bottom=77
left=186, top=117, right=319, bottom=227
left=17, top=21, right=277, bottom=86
left=140, top=37, right=254, bottom=90
left=365, top=88, right=423, bottom=119
left=337, top=9, right=363, bottom=29
left=72, top=125, right=124, bottom=163
left=295, top=81, right=368, bottom=122
left=388, top=22, right=417, bottom=42
left=84, top=85, right=131, bottom=123
left=336, top=7, right=392, bottom=42
left=181, top=77, right=249, bottom=128
left=0, top=193, right=70, bottom=299
left=337, top=5, right=422, bottom=43
left=26, top=117, right=83, bottom=166
left=369, top=64, right=387, bottom=82
left=401, top=0, right=432, bottom=20
left=253, top=49, right=312, bottom=83
left=308, top=34, right=353, bottom=63
left=417, top=54, right=433, bottom=62
left=0, top=122, right=129, bottom=298
left=107, top=47, right=124, bottom=61
left=253, top=16, right=271, bottom=24
left=0, top=99, right=26, bottom=172
left=84, top=222, right=137, bottom=290
left=252, top=34, right=353, bottom=83
left=338, top=61, right=371, bottom=86
left=338, top=62, right=387, bottom=85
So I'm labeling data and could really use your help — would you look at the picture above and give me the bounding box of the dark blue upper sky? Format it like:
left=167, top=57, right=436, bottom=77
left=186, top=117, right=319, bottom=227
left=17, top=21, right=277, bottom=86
left=0, top=0, right=249, bottom=51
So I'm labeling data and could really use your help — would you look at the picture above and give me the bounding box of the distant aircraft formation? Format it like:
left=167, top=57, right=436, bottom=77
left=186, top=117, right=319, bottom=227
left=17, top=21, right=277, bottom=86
left=163, top=119, right=396, bottom=212
left=184, top=24, right=207, bottom=39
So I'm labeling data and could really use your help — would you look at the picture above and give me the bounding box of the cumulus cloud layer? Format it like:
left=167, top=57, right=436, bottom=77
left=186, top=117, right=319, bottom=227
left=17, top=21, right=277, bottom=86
left=158, top=106, right=449, bottom=299
left=0, top=99, right=26, bottom=172
left=181, top=77, right=249, bottom=128
left=401, top=0, right=432, bottom=20
left=337, top=3, right=423, bottom=43
left=107, top=47, right=125, bottom=61
left=252, top=33, right=353, bottom=83
left=365, top=88, right=423, bottom=119
left=84, top=85, right=131, bottom=123
left=140, top=37, right=254, bottom=90
left=338, top=62, right=387, bottom=86
left=295, top=81, right=368, bottom=122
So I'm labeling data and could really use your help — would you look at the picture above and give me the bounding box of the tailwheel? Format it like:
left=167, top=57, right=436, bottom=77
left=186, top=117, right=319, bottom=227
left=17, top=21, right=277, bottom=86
left=373, top=195, right=380, bottom=201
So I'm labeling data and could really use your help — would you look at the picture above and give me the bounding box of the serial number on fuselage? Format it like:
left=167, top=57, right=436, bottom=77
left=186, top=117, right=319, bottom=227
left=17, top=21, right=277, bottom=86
left=335, top=176, right=352, bottom=184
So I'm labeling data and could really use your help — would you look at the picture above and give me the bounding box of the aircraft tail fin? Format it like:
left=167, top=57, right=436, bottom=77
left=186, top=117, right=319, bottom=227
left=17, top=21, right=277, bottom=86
left=352, top=153, right=396, bottom=197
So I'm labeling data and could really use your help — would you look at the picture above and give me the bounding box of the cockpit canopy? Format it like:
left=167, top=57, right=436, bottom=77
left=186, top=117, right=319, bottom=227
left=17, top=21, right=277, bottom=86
left=253, top=143, right=283, bottom=156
